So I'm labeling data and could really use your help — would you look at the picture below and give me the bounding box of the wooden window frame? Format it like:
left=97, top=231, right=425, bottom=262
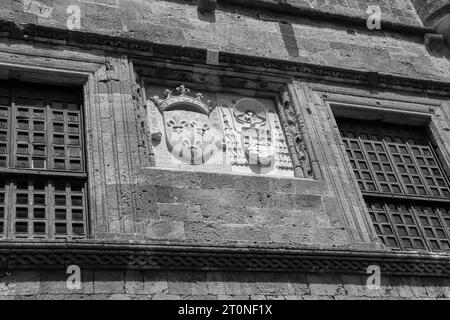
left=0, top=80, right=88, bottom=240
left=327, top=95, right=450, bottom=252
left=337, top=118, right=450, bottom=202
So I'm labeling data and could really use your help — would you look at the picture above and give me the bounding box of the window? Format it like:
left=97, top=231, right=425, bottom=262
left=0, top=81, right=87, bottom=239
left=337, top=118, right=450, bottom=251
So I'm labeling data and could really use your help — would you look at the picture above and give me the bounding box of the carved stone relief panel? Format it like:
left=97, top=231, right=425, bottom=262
left=146, top=84, right=294, bottom=177
left=217, top=94, right=294, bottom=176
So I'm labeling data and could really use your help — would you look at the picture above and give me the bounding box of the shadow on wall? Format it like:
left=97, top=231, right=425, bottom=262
left=279, top=21, right=299, bottom=57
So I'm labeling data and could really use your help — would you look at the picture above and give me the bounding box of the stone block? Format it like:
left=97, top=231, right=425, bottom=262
left=143, top=271, right=168, bottom=295
left=255, top=273, right=294, bottom=295
left=125, top=270, right=145, bottom=295
left=341, top=274, right=368, bottom=297
left=145, top=219, right=186, bottom=240
left=0, top=271, right=40, bottom=296
left=222, top=272, right=257, bottom=296
left=307, top=274, right=346, bottom=296
left=206, top=272, right=225, bottom=295
left=185, top=221, right=271, bottom=242
left=167, top=271, right=192, bottom=295
left=93, top=270, right=125, bottom=294
left=158, top=203, right=202, bottom=221
left=189, top=272, right=208, bottom=295
left=40, top=269, right=94, bottom=295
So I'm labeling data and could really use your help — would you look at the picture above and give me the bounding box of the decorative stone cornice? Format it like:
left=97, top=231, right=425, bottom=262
left=0, top=20, right=449, bottom=95
left=218, top=52, right=450, bottom=94
left=1, top=241, right=450, bottom=277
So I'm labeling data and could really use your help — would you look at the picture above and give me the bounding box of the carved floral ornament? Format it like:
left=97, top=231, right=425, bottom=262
left=149, top=85, right=294, bottom=174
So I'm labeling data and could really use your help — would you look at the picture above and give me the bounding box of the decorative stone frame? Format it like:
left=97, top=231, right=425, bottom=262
left=0, top=39, right=146, bottom=240
left=133, top=57, right=321, bottom=180
left=140, top=81, right=316, bottom=179
left=295, top=81, right=450, bottom=250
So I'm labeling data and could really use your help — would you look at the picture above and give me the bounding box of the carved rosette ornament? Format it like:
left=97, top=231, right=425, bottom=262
left=150, top=85, right=223, bottom=165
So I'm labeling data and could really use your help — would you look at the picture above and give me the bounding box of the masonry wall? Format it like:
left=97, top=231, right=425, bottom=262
left=0, top=0, right=450, bottom=300
left=2, top=0, right=449, bottom=82
left=1, top=269, right=449, bottom=300
left=132, top=168, right=348, bottom=246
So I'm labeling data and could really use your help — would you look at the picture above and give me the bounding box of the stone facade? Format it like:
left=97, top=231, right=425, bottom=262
left=2, top=269, right=450, bottom=300
left=0, top=0, right=450, bottom=300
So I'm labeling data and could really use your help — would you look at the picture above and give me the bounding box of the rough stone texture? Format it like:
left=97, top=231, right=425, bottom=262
left=411, top=0, right=449, bottom=22
left=411, top=0, right=450, bottom=45
left=243, top=0, right=423, bottom=26
left=131, top=168, right=348, bottom=247
left=1, top=0, right=450, bottom=83
left=0, top=269, right=449, bottom=300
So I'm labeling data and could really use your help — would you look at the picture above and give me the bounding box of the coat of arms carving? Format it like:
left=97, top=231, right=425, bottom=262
left=150, top=85, right=223, bottom=165
left=230, top=98, right=274, bottom=166
left=147, top=85, right=294, bottom=176
left=219, top=97, right=293, bottom=173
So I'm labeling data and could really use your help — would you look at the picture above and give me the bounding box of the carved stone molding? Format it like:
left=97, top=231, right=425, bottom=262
left=275, top=88, right=313, bottom=179
left=1, top=20, right=450, bottom=95
left=218, top=53, right=450, bottom=94
left=0, top=241, right=450, bottom=277
left=132, top=71, right=153, bottom=168
left=412, top=0, right=450, bottom=44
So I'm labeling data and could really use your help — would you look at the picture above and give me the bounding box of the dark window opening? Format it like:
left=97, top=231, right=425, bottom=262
left=337, top=118, right=450, bottom=252
left=0, top=81, right=87, bottom=240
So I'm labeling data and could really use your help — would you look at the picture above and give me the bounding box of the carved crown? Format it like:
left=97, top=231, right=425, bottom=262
left=150, top=84, right=214, bottom=115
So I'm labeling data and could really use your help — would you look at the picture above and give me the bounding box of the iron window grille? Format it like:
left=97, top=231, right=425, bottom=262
left=0, top=81, right=87, bottom=239
left=337, top=118, right=450, bottom=252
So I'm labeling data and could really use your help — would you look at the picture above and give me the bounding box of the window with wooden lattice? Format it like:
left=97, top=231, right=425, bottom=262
left=0, top=81, right=87, bottom=239
left=337, top=118, right=450, bottom=252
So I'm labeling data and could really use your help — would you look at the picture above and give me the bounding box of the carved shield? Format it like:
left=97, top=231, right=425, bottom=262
left=241, top=126, right=274, bottom=167
left=233, top=98, right=275, bottom=167
left=163, top=108, right=219, bottom=165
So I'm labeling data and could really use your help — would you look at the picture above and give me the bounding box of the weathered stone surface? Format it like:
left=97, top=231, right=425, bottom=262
left=1, top=0, right=450, bottom=301
left=132, top=165, right=339, bottom=246
left=0, top=0, right=448, bottom=84
left=93, top=271, right=125, bottom=294
left=0, top=271, right=40, bottom=296
left=143, top=271, right=169, bottom=295
left=1, top=269, right=449, bottom=299
left=39, top=270, right=94, bottom=295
